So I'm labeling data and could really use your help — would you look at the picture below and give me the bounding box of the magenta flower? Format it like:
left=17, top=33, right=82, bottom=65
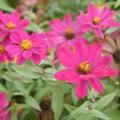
left=47, top=14, right=85, bottom=47
left=7, top=31, right=47, bottom=64
left=0, top=38, right=13, bottom=63
left=55, top=41, right=117, bottom=99
left=77, top=3, right=120, bottom=37
left=0, top=11, right=29, bottom=38
left=0, top=92, right=9, bottom=119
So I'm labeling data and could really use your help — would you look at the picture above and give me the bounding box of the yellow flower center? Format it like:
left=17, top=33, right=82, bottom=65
left=20, top=40, right=32, bottom=51
left=92, top=17, right=101, bottom=25
left=78, top=61, right=91, bottom=74
left=6, top=22, right=15, bottom=30
left=0, top=45, right=5, bottom=53
left=65, top=28, right=75, bottom=40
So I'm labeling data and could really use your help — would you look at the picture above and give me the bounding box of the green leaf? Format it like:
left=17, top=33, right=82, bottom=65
left=14, top=65, right=40, bottom=79
left=52, top=91, right=64, bottom=120
left=35, top=85, right=52, bottom=101
left=64, top=104, right=76, bottom=113
left=26, top=96, right=40, bottom=111
left=0, top=84, right=8, bottom=93
left=90, top=109, right=111, bottom=120
left=14, top=81, right=28, bottom=96
left=26, top=22, right=43, bottom=32
left=105, top=27, right=119, bottom=34
left=2, top=71, right=20, bottom=82
left=0, top=0, right=15, bottom=12
left=64, top=101, right=90, bottom=120
left=95, top=91, right=117, bottom=110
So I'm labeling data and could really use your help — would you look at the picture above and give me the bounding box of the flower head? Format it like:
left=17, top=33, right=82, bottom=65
left=55, top=41, right=117, bottom=99
left=7, top=31, right=47, bottom=64
left=0, top=92, right=9, bottom=118
left=0, top=11, right=29, bottom=38
left=0, top=38, right=13, bottom=63
left=77, top=3, right=120, bottom=37
left=47, top=14, right=85, bottom=47
left=103, top=34, right=120, bottom=71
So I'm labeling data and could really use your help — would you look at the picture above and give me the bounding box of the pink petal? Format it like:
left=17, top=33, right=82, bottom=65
left=16, top=54, right=26, bottom=64
left=73, top=40, right=88, bottom=62
left=31, top=33, right=46, bottom=47
left=89, top=77, right=103, bottom=93
left=75, top=80, right=88, bottom=99
left=49, top=19, right=65, bottom=33
left=102, top=10, right=116, bottom=22
left=11, top=11, right=20, bottom=23
left=88, top=42, right=102, bottom=63
left=16, top=30, right=30, bottom=40
left=100, top=6, right=110, bottom=20
left=57, top=44, right=78, bottom=68
left=0, top=12, right=9, bottom=24
left=31, top=54, right=41, bottom=64
left=55, top=69, right=79, bottom=84
left=10, top=32, right=21, bottom=43
left=6, top=45, right=21, bottom=57
left=94, top=29, right=103, bottom=37
left=23, top=50, right=32, bottom=59
left=95, top=55, right=113, bottom=68
left=63, top=14, right=73, bottom=27
left=0, top=31, right=8, bottom=38
left=87, top=3, right=98, bottom=18
left=17, top=19, right=30, bottom=29
left=93, top=68, right=118, bottom=78
left=107, top=20, right=120, bottom=27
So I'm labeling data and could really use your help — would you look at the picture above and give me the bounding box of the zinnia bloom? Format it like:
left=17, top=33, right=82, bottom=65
left=55, top=41, right=117, bottom=99
left=7, top=31, right=47, bottom=64
left=47, top=14, right=85, bottom=47
left=0, top=92, right=9, bottom=120
left=77, top=3, right=120, bottom=37
left=0, top=39, right=13, bottom=63
left=0, top=11, right=29, bottom=38
left=103, top=34, right=120, bottom=71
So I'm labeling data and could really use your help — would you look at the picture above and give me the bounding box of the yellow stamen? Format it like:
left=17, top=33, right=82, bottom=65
left=20, top=40, right=32, bottom=51
left=78, top=61, right=91, bottom=74
left=0, top=45, right=5, bottom=53
left=6, top=22, right=15, bottom=30
left=65, top=28, right=75, bottom=39
left=92, top=17, right=101, bottom=25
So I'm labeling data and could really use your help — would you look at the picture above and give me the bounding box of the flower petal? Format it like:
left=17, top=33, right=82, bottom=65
left=16, top=54, right=26, bottom=64
left=89, top=77, right=103, bottom=93
left=31, top=54, right=41, bottom=64
left=75, top=80, right=88, bottom=99
left=87, top=3, right=98, bottom=18
left=17, top=19, right=30, bottom=29
left=55, top=69, right=79, bottom=84
left=22, top=50, right=32, bottom=59
left=57, top=44, right=78, bottom=68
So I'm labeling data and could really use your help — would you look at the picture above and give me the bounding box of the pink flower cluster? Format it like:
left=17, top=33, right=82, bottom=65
left=0, top=11, right=47, bottom=64
left=0, top=3, right=119, bottom=99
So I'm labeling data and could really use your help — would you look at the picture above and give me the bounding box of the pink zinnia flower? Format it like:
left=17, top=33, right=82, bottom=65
left=0, top=11, right=29, bottom=38
left=47, top=14, right=85, bottom=47
left=0, top=39, right=13, bottom=63
left=55, top=41, right=117, bottom=99
left=7, top=31, right=47, bottom=64
left=0, top=92, right=9, bottom=120
left=77, top=3, right=120, bottom=37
